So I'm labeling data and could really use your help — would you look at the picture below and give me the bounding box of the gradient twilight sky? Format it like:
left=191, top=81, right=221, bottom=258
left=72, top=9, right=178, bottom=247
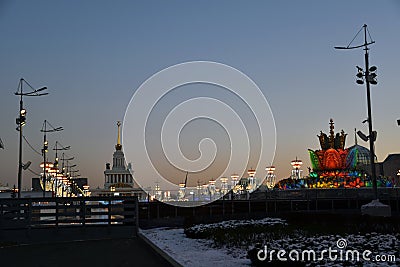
left=1, top=1, right=400, bottom=189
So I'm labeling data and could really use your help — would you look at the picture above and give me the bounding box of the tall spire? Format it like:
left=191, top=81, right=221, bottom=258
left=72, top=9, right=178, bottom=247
left=115, top=121, right=122, bottom=151
left=329, top=118, right=335, bottom=148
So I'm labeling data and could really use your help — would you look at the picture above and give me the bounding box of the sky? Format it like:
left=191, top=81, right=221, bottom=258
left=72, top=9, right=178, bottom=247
left=1, top=1, right=400, bottom=190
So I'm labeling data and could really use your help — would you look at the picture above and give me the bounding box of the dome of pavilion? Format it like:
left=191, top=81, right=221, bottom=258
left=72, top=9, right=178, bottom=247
left=346, top=144, right=371, bottom=170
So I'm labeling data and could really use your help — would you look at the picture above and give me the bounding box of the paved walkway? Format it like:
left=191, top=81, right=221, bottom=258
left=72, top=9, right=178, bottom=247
left=0, top=237, right=173, bottom=267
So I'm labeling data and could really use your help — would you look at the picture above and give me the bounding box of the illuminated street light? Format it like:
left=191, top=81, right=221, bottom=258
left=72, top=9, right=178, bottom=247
left=335, top=24, right=379, bottom=199
left=178, top=183, right=186, bottom=200
left=52, top=141, right=70, bottom=197
left=15, top=78, right=48, bottom=198
left=41, top=120, right=63, bottom=197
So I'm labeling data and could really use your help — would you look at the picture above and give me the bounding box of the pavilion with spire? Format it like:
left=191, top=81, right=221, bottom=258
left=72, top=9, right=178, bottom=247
left=92, top=121, right=146, bottom=199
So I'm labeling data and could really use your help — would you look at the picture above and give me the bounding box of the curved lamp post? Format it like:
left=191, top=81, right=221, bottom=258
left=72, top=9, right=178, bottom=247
left=41, top=120, right=63, bottom=197
left=53, top=141, right=70, bottom=197
left=15, top=78, right=48, bottom=198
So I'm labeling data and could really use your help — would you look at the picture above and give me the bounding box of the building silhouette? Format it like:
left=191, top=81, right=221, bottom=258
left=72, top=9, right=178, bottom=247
left=92, top=121, right=146, bottom=199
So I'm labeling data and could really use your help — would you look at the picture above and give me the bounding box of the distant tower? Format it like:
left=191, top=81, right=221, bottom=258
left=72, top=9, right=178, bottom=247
left=104, top=121, right=134, bottom=189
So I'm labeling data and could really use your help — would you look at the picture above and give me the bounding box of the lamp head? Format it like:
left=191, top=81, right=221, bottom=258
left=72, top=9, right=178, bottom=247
left=22, top=161, right=32, bottom=170
left=357, top=130, right=369, bottom=142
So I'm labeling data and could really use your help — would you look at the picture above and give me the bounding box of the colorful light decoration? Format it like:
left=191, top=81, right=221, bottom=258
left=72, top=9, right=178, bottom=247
left=276, top=119, right=395, bottom=190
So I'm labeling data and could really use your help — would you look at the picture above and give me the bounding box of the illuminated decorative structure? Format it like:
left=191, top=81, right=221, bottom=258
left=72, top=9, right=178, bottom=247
left=208, top=179, right=216, bottom=200
left=196, top=182, right=202, bottom=199
left=178, top=183, right=186, bottom=200
left=231, top=173, right=239, bottom=193
left=306, top=119, right=368, bottom=188
left=290, top=158, right=303, bottom=179
left=163, top=190, right=171, bottom=200
left=39, top=162, right=54, bottom=192
left=247, top=169, right=257, bottom=191
left=154, top=182, right=162, bottom=200
left=220, top=177, right=228, bottom=195
left=308, top=119, right=348, bottom=172
left=265, top=166, right=276, bottom=189
left=83, top=185, right=90, bottom=196
left=275, top=119, right=387, bottom=189
left=202, top=184, right=209, bottom=198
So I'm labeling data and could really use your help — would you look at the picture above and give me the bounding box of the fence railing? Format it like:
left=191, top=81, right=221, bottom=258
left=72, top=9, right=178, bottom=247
left=138, top=188, right=400, bottom=221
left=250, top=187, right=400, bottom=200
left=0, top=196, right=138, bottom=231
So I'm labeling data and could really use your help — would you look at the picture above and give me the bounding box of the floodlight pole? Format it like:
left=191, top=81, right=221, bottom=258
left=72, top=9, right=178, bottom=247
left=335, top=24, right=378, bottom=199
left=17, top=93, right=23, bottom=198
left=364, top=39, right=378, bottom=200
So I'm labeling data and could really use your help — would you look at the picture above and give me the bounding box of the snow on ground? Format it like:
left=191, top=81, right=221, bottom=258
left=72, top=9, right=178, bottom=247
left=187, top=217, right=286, bottom=234
left=140, top=227, right=251, bottom=267
left=141, top=218, right=399, bottom=267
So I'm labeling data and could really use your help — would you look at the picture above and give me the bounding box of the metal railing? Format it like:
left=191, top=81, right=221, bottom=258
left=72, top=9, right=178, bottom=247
left=138, top=188, right=400, bottom=222
left=0, top=196, right=138, bottom=230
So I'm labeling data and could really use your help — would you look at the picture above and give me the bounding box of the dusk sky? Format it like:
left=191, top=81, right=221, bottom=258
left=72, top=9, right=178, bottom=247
left=1, top=1, right=400, bottom=189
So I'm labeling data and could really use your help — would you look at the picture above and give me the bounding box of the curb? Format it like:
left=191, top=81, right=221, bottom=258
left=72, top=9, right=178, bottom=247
left=138, top=230, right=183, bottom=267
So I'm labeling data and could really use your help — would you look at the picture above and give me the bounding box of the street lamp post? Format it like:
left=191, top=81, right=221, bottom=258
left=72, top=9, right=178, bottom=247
left=53, top=141, right=70, bottom=197
left=60, top=153, right=74, bottom=197
left=15, top=78, right=48, bottom=198
left=335, top=24, right=378, bottom=200
left=41, top=120, right=63, bottom=197
left=66, top=163, right=77, bottom=197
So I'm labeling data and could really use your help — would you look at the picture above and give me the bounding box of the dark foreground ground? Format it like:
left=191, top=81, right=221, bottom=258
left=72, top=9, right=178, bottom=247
left=0, top=237, right=173, bottom=267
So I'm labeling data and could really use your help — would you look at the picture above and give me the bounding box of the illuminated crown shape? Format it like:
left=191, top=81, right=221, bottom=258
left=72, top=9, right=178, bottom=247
left=309, top=119, right=349, bottom=171
left=318, top=119, right=347, bottom=150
